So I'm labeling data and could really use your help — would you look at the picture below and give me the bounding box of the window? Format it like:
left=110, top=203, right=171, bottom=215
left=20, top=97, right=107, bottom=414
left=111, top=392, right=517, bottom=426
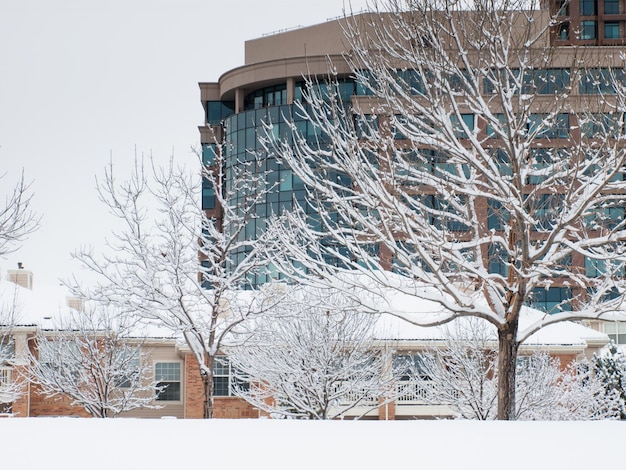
left=580, top=0, right=597, bottom=15
left=202, top=143, right=217, bottom=166
left=581, top=113, right=624, bottom=138
left=530, top=287, right=572, bottom=313
left=202, top=179, right=216, bottom=210
left=527, top=148, right=568, bottom=184
left=581, top=20, right=598, bottom=40
left=483, top=68, right=516, bottom=94
left=556, top=0, right=570, bottom=15
left=0, top=339, right=14, bottom=366
left=585, top=256, right=625, bottom=277
left=451, top=113, right=475, bottom=138
left=528, top=114, right=569, bottom=139
left=355, top=70, right=378, bottom=96
left=584, top=205, right=624, bottom=230
left=214, top=356, right=248, bottom=397
left=579, top=68, right=626, bottom=94
left=393, top=354, right=430, bottom=381
left=206, top=101, right=234, bottom=125
left=604, top=322, right=626, bottom=344
left=0, top=367, right=11, bottom=390
left=354, top=114, right=378, bottom=139
left=523, top=69, right=570, bottom=95
left=417, top=149, right=469, bottom=179
left=393, top=115, right=409, bottom=140
left=486, top=114, right=508, bottom=138
left=155, top=362, right=181, bottom=401
left=392, top=69, right=425, bottom=95
left=557, top=22, right=570, bottom=40
left=605, top=22, right=621, bottom=39
left=115, top=349, right=140, bottom=388
left=529, top=193, right=564, bottom=231
left=488, top=243, right=509, bottom=277
left=423, top=195, right=469, bottom=231
left=245, top=84, right=287, bottom=109
left=488, top=200, right=510, bottom=231
left=605, top=0, right=620, bottom=14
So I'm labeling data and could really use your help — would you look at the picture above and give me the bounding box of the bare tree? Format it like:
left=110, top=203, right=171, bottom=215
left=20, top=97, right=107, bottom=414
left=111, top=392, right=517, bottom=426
left=0, top=281, right=25, bottom=411
left=0, top=307, right=17, bottom=411
left=70, top=153, right=277, bottom=418
left=414, top=318, right=620, bottom=420
left=264, top=0, right=626, bottom=419
left=28, top=306, right=159, bottom=418
left=227, top=286, right=396, bottom=419
left=0, top=171, right=38, bottom=258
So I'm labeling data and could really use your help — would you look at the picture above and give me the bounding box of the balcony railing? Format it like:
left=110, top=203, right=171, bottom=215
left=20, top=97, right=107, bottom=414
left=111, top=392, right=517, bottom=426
left=396, top=380, right=436, bottom=404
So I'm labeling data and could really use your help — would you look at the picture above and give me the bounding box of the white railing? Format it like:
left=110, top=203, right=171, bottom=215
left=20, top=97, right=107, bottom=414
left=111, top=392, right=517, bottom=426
left=335, top=385, right=379, bottom=407
left=396, top=380, right=435, bottom=404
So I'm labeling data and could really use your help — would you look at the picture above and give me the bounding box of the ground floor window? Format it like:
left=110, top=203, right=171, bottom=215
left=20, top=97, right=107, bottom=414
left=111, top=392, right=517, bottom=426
left=155, top=362, right=181, bottom=401
left=604, top=322, right=626, bottom=345
left=214, top=356, right=248, bottom=397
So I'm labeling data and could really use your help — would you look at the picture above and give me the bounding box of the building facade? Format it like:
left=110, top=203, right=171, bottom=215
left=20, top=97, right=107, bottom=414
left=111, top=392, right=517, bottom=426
left=0, top=268, right=611, bottom=419
left=198, top=4, right=626, bottom=315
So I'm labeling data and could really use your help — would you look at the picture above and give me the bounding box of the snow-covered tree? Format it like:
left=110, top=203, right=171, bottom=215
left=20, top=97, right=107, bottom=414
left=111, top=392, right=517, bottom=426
left=28, top=307, right=158, bottom=418
left=227, top=286, right=395, bottom=419
left=593, top=341, right=626, bottom=419
left=414, top=319, right=619, bottom=420
left=263, top=0, right=626, bottom=419
left=0, top=309, right=17, bottom=410
left=70, top=154, right=278, bottom=418
left=0, top=171, right=38, bottom=258
left=0, top=282, right=23, bottom=411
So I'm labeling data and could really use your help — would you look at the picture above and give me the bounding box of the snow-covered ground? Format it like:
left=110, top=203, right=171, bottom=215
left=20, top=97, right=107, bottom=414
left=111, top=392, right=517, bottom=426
left=1, top=418, right=622, bottom=469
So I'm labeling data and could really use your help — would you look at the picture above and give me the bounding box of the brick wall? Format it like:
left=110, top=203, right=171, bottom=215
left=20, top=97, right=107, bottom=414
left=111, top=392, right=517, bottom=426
left=28, top=381, right=90, bottom=417
left=183, top=352, right=258, bottom=418
left=214, top=397, right=258, bottom=418
left=184, top=353, right=204, bottom=418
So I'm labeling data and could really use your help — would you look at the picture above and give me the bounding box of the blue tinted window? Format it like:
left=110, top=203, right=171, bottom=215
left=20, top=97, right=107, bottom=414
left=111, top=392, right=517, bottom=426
left=579, top=68, right=626, bottom=94
left=206, top=101, right=234, bottom=125
left=530, top=287, right=572, bottom=313
left=581, top=20, right=597, bottom=39
left=528, top=114, right=569, bottom=139
left=605, top=0, right=620, bottom=13
left=488, top=243, right=508, bottom=276
left=488, top=200, right=509, bottom=230
left=202, top=179, right=216, bottom=210
left=605, top=22, right=621, bottom=39
left=202, top=143, right=217, bottom=166
left=580, top=0, right=597, bottom=15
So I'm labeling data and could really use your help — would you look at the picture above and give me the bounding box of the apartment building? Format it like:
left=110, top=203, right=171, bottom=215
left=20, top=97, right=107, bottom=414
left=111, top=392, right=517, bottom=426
left=198, top=4, right=626, bottom=321
left=0, top=267, right=610, bottom=419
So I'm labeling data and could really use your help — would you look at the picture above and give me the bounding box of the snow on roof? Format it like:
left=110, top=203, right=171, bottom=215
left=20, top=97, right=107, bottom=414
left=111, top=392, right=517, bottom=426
left=0, top=277, right=177, bottom=340
left=318, top=273, right=610, bottom=348
left=372, top=308, right=608, bottom=347
left=0, top=278, right=75, bottom=327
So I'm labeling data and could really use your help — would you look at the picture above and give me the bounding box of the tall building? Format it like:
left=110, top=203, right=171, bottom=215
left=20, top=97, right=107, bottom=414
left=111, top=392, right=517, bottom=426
left=198, top=4, right=626, bottom=318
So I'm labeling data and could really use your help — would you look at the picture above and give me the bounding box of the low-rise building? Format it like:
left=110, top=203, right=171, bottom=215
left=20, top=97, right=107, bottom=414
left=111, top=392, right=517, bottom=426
left=0, top=267, right=613, bottom=419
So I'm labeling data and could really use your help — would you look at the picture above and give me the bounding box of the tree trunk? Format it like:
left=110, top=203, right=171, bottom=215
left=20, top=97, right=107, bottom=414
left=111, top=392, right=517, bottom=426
left=203, top=355, right=215, bottom=419
left=497, top=321, right=520, bottom=420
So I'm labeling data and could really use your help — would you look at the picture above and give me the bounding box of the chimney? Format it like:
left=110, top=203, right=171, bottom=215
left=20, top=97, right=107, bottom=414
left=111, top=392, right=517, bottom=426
left=66, top=296, right=85, bottom=312
left=7, top=262, right=34, bottom=290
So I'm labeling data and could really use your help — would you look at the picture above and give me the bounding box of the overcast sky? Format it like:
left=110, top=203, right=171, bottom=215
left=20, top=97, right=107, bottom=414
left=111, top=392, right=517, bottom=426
left=0, top=0, right=369, bottom=290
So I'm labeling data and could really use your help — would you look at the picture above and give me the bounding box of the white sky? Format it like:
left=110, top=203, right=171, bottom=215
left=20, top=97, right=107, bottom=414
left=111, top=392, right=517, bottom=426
left=0, top=0, right=369, bottom=291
